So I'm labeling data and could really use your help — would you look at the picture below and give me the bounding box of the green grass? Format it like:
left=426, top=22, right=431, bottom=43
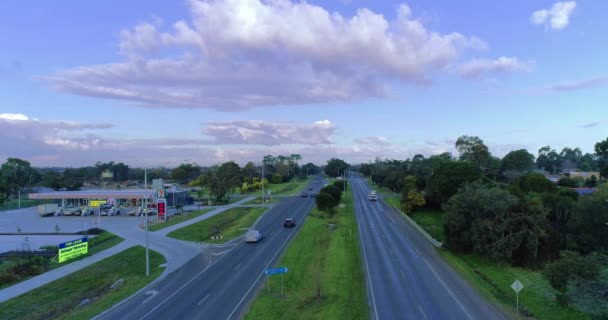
left=244, top=177, right=311, bottom=196
left=409, top=209, right=446, bottom=242
left=167, top=207, right=267, bottom=243
left=246, top=188, right=369, bottom=320
left=440, top=250, right=590, bottom=320
left=242, top=196, right=281, bottom=205
left=0, top=231, right=123, bottom=289
left=0, top=246, right=166, bottom=320
left=147, top=209, right=213, bottom=231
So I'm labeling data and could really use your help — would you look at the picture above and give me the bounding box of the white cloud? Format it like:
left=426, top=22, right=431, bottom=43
left=530, top=1, right=576, bottom=30
left=41, top=0, right=489, bottom=111
left=457, top=57, right=534, bottom=78
left=354, top=136, right=391, bottom=146
left=0, top=113, right=29, bottom=121
left=538, top=76, right=608, bottom=92
left=203, top=120, right=336, bottom=145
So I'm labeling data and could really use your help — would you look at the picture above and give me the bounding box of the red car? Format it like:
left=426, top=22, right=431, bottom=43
left=283, top=218, right=296, bottom=228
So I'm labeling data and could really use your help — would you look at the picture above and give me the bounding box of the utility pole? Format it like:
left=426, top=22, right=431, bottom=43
left=261, top=163, right=265, bottom=206
left=144, top=167, right=149, bottom=277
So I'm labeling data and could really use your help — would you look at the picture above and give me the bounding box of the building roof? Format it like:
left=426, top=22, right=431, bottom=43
left=28, top=189, right=155, bottom=200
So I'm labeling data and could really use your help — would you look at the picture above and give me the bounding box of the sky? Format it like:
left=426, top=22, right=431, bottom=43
left=1, top=0, right=607, bottom=168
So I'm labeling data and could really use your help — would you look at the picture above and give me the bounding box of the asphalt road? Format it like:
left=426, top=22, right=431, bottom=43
left=98, top=177, right=324, bottom=320
left=351, top=176, right=508, bottom=320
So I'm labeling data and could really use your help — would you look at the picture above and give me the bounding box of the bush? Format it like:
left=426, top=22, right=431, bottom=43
left=556, top=292, right=571, bottom=307
left=558, top=177, right=578, bottom=188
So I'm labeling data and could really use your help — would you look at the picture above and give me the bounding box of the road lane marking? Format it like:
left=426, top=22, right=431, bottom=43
left=212, top=249, right=232, bottom=256
left=418, top=305, right=428, bottom=319
left=225, top=200, right=315, bottom=320
left=234, top=262, right=241, bottom=271
left=137, top=245, right=235, bottom=320
left=352, top=179, right=380, bottom=320
left=142, top=290, right=158, bottom=304
left=197, top=294, right=210, bottom=306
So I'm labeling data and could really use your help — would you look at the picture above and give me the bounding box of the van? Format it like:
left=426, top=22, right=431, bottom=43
left=245, top=230, right=263, bottom=243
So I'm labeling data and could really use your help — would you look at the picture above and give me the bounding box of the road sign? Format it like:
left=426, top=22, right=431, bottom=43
left=90, top=200, right=106, bottom=207
left=511, top=280, right=524, bottom=314
left=157, top=199, right=167, bottom=221
left=157, top=189, right=166, bottom=198
left=511, top=280, right=524, bottom=293
left=58, top=237, right=88, bottom=263
left=264, top=267, right=288, bottom=275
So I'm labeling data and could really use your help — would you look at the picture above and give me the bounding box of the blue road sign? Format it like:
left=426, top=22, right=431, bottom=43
left=264, top=267, right=288, bottom=275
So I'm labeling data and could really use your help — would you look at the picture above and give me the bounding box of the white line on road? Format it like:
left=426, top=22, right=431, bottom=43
left=225, top=201, right=314, bottom=320
left=142, top=290, right=158, bottom=304
left=353, top=180, right=380, bottom=320
left=418, top=305, right=428, bottom=319
left=197, top=294, right=210, bottom=306
left=234, top=262, right=241, bottom=271
left=212, top=249, right=232, bottom=256
left=137, top=246, right=234, bottom=320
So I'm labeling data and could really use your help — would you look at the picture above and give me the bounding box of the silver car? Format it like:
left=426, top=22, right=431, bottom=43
left=245, top=230, right=263, bottom=243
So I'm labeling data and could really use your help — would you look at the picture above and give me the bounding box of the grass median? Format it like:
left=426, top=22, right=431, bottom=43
left=242, top=196, right=282, bottom=205
left=244, top=177, right=311, bottom=196
left=245, top=188, right=369, bottom=320
left=167, top=207, right=266, bottom=243
left=148, top=209, right=213, bottom=232
left=0, top=246, right=166, bottom=320
left=0, top=230, right=123, bottom=289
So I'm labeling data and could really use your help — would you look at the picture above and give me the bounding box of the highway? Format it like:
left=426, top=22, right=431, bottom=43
left=351, top=176, right=508, bottom=320
left=98, top=178, right=324, bottom=320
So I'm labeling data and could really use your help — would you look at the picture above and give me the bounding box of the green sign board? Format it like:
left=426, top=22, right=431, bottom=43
left=58, top=237, right=88, bottom=263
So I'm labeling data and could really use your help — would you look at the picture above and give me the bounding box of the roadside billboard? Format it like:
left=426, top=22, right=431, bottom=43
left=157, top=199, right=167, bottom=221
left=58, top=237, right=88, bottom=263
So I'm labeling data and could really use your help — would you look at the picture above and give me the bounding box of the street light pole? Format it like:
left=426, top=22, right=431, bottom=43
left=18, top=188, right=21, bottom=209
left=144, top=167, right=149, bottom=277
left=261, top=163, right=265, bottom=206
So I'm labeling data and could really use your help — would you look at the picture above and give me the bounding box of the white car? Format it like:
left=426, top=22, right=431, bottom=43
left=245, top=230, right=263, bottom=243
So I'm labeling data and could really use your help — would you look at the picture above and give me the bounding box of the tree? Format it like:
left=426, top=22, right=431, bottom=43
left=557, top=177, right=578, bottom=188
left=595, top=137, right=608, bottom=179
left=544, top=251, right=600, bottom=302
left=501, top=149, right=535, bottom=173
left=455, top=135, right=491, bottom=167
left=325, top=158, right=349, bottom=178
left=170, top=163, right=201, bottom=184
left=536, top=146, right=562, bottom=173
left=204, top=161, right=242, bottom=202
left=61, top=168, right=85, bottom=191
left=41, top=171, right=63, bottom=190
left=584, top=175, right=598, bottom=187
left=509, top=173, right=556, bottom=198
left=243, top=162, right=256, bottom=183
left=400, top=176, right=425, bottom=214
left=568, top=184, right=608, bottom=253
left=321, top=184, right=342, bottom=203
left=301, top=162, right=319, bottom=176
left=0, top=158, right=38, bottom=196
left=425, top=161, right=482, bottom=206
left=270, top=173, right=283, bottom=184
left=559, top=147, right=583, bottom=171
left=316, top=192, right=337, bottom=216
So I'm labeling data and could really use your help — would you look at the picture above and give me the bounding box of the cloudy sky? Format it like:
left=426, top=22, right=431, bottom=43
left=1, top=0, right=607, bottom=167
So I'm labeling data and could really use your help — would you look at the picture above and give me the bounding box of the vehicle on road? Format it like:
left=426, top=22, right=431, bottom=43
left=310, top=192, right=316, bottom=197
left=245, top=230, right=263, bottom=243
left=308, top=187, right=312, bottom=190
left=301, top=192, right=307, bottom=197
left=368, top=190, right=377, bottom=201
left=283, top=218, right=296, bottom=228
left=37, top=203, right=59, bottom=217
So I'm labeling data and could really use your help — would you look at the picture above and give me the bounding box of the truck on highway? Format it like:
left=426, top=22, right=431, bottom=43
left=37, top=203, right=59, bottom=217
left=368, top=190, right=377, bottom=201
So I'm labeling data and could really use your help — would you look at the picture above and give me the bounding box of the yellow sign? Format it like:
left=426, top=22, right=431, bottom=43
left=90, top=200, right=106, bottom=207
left=58, top=237, right=89, bottom=263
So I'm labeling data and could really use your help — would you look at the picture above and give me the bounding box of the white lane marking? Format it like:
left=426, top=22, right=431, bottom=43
left=197, top=294, right=210, bottom=306
left=142, top=290, right=158, bottom=304
left=212, top=249, right=232, bottom=256
left=137, top=246, right=234, bottom=320
left=384, top=207, right=474, bottom=320
left=419, top=305, right=428, bottom=319
left=225, top=201, right=315, bottom=320
left=234, top=262, right=241, bottom=271
left=352, top=179, right=380, bottom=320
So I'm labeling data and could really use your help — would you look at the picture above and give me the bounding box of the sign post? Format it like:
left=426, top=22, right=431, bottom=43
left=264, top=267, right=288, bottom=297
left=511, top=280, right=524, bottom=314
left=58, top=237, right=89, bottom=263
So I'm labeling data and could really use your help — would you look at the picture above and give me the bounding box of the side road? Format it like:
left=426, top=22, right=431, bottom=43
left=0, top=196, right=255, bottom=304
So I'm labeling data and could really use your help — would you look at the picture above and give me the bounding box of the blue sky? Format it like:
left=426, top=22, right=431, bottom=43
left=1, top=0, right=607, bottom=167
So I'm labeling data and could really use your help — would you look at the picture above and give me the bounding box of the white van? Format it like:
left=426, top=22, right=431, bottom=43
left=245, top=230, right=263, bottom=243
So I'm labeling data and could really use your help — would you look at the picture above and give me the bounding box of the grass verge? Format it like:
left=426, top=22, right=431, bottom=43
left=244, top=177, right=311, bottom=196
left=245, top=188, right=369, bottom=320
left=148, top=209, right=213, bottom=231
left=439, top=250, right=590, bottom=320
left=0, top=230, right=123, bottom=289
left=409, top=209, right=445, bottom=242
left=0, top=246, right=166, bottom=320
left=242, top=196, right=281, bottom=205
left=167, top=207, right=266, bottom=243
